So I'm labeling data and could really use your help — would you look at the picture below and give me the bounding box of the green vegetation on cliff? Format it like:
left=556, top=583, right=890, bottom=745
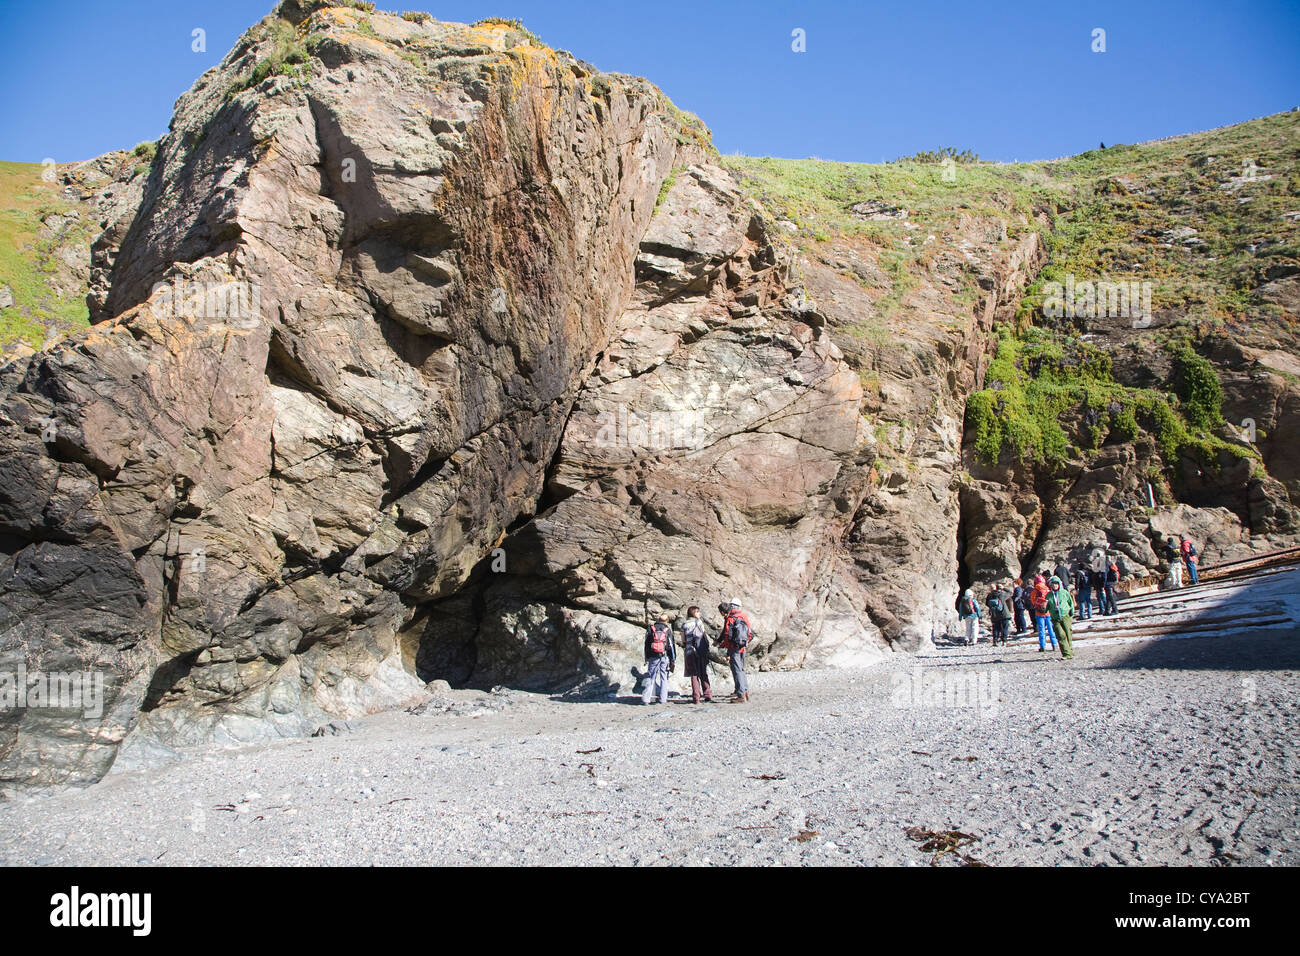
left=0, top=161, right=93, bottom=350
left=725, top=111, right=1298, bottom=482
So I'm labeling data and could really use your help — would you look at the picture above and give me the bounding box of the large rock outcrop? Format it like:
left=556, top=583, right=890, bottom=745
left=0, top=5, right=881, bottom=791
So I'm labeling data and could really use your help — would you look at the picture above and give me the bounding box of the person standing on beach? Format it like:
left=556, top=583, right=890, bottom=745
left=1103, top=559, right=1121, bottom=615
left=1011, top=577, right=1028, bottom=635
left=1048, top=575, right=1076, bottom=660
left=986, top=582, right=1011, bottom=646
left=1180, top=535, right=1200, bottom=585
left=720, top=598, right=754, bottom=703
left=680, top=605, right=713, bottom=704
left=1031, top=574, right=1057, bottom=652
left=1164, top=536, right=1183, bottom=589
left=641, top=613, right=676, bottom=705
left=957, top=588, right=982, bottom=645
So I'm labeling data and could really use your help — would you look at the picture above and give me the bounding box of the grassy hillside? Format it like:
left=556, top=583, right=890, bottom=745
left=0, top=160, right=93, bottom=351
left=725, top=111, right=1300, bottom=474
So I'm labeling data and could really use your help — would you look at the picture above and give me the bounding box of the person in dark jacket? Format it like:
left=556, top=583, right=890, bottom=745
left=1180, top=535, right=1200, bottom=585
left=1011, top=577, right=1028, bottom=635
left=1163, top=536, right=1183, bottom=588
left=1103, top=560, right=1120, bottom=615
left=1089, top=565, right=1106, bottom=615
left=1074, top=564, right=1093, bottom=620
left=986, top=583, right=1011, bottom=646
left=680, top=605, right=712, bottom=704
left=1054, top=559, right=1071, bottom=589
left=641, top=612, right=676, bottom=705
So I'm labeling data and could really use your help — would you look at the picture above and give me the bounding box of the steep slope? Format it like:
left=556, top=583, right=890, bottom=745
left=725, top=112, right=1300, bottom=600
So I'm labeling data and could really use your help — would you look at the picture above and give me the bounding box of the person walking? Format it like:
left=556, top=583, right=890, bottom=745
left=956, top=588, right=982, bottom=645
left=680, top=605, right=713, bottom=704
left=1103, top=559, right=1121, bottom=615
left=641, top=612, right=676, bottom=705
left=1011, top=577, right=1028, bottom=635
left=1047, top=575, right=1077, bottom=659
left=986, top=582, right=1011, bottom=646
left=720, top=598, right=755, bottom=703
left=1031, top=574, right=1057, bottom=652
left=1180, top=535, right=1200, bottom=585
left=1074, top=563, right=1093, bottom=620
left=1163, top=536, right=1183, bottom=589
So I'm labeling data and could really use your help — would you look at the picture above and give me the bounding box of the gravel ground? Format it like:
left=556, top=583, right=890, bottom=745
left=2, top=597, right=1297, bottom=867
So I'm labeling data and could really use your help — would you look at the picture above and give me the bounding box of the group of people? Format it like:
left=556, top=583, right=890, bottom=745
left=641, top=598, right=755, bottom=706
left=957, top=571, right=1087, bottom=660
left=955, top=535, right=1202, bottom=661
left=1160, top=534, right=1200, bottom=588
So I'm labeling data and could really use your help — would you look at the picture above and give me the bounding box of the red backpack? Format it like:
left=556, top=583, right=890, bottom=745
left=649, top=622, right=669, bottom=654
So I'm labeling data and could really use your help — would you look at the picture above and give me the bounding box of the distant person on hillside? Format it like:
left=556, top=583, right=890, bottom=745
left=1074, top=563, right=1094, bottom=619
left=1180, top=535, right=1200, bottom=585
left=680, top=605, right=713, bottom=704
left=986, top=582, right=1011, bottom=646
left=641, top=612, right=676, bottom=706
left=956, top=588, right=982, bottom=645
left=1011, top=577, right=1028, bottom=635
left=1102, top=559, right=1121, bottom=615
left=720, top=598, right=755, bottom=703
left=1163, top=536, right=1183, bottom=589
left=1047, top=575, right=1076, bottom=660
left=1030, top=575, right=1057, bottom=652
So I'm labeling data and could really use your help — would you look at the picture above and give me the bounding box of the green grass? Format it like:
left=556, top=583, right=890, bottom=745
left=0, top=161, right=93, bottom=351
left=966, top=327, right=1250, bottom=473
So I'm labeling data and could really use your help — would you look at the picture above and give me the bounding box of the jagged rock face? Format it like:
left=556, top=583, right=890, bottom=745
left=0, top=6, right=691, bottom=789
left=0, top=7, right=882, bottom=790
left=414, top=164, right=884, bottom=688
left=799, top=218, right=1046, bottom=647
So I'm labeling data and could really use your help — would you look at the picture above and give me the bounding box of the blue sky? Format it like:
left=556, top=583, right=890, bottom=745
left=1, top=0, right=1297, bottom=164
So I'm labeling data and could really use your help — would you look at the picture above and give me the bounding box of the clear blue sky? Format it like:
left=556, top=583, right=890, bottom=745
left=1, top=0, right=1297, bottom=164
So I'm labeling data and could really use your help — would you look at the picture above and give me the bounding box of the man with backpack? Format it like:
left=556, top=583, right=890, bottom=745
left=680, top=605, right=713, bottom=704
left=720, top=598, right=754, bottom=703
left=1031, top=574, right=1057, bottom=652
left=956, top=588, right=982, bottom=645
left=1011, top=578, right=1028, bottom=635
left=1163, top=536, right=1183, bottom=589
left=985, top=583, right=1011, bottom=646
left=641, top=612, right=677, bottom=705
left=1180, top=535, right=1200, bottom=585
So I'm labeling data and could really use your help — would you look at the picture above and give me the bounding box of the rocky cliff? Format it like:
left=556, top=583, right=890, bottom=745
left=0, top=3, right=886, bottom=790
left=1, top=3, right=1297, bottom=793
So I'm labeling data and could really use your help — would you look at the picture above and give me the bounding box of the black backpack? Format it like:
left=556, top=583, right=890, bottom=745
left=727, top=614, right=750, bottom=650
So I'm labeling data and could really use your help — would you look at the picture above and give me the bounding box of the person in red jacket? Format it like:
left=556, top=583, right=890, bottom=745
left=1030, top=574, right=1057, bottom=652
left=720, top=598, right=755, bottom=703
